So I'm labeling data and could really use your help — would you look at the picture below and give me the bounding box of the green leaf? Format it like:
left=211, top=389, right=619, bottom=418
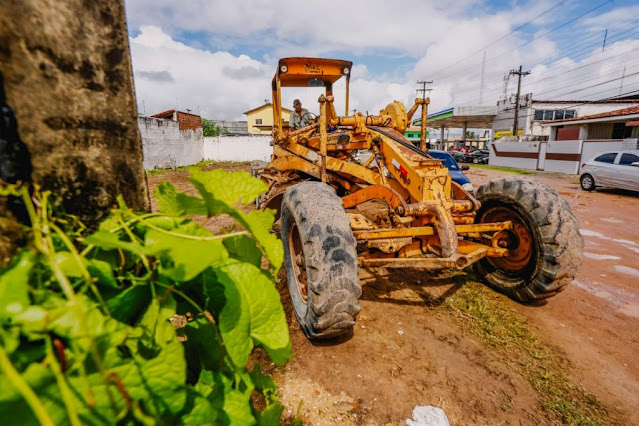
left=189, top=168, right=267, bottom=206
left=223, top=234, right=263, bottom=267
left=85, top=230, right=145, bottom=256
left=250, top=364, right=278, bottom=403
left=209, top=373, right=255, bottom=426
left=155, top=182, right=207, bottom=216
left=257, top=403, right=285, bottom=426
left=188, top=170, right=283, bottom=273
left=86, top=259, right=119, bottom=289
left=214, top=262, right=292, bottom=368
left=106, top=284, right=151, bottom=324
left=51, top=251, right=83, bottom=278
left=144, top=229, right=229, bottom=282
left=0, top=250, right=33, bottom=320
left=183, top=315, right=224, bottom=372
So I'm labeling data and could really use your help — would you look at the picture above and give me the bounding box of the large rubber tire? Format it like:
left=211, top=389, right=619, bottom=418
left=281, top=182, right=362, bottom=339
left=580, top=173, right=595, bottom=191
left=473, top=176, right=583, bottom=302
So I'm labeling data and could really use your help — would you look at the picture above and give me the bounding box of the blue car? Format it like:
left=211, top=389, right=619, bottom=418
left=427, top=149, right=474, bottom=193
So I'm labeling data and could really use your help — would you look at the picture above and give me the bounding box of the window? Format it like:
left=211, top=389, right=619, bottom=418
left=619, top=153, right=639, bottom=165
left=533, top=109, right=576, bottom=121
left=612, top=122, right=632, bottom=139
left=594, top=153, right=617, bottom=163
left=255, top=119, right=263, bottom=124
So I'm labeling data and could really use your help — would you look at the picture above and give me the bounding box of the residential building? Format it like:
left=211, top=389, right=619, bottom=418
left=150, top=109, right=202, bottom=130
left=492, top=95, right=639, bottom=139
left=542, top=105, right=639, bottom=141
left=244, top=102, right=292, bottom=135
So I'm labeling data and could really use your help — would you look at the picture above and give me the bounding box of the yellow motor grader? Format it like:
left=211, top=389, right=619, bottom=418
left=257, top=58, right=583, bottom=339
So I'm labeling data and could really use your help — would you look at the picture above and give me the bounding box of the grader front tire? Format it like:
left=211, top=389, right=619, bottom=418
left=281, top=182, right=362, bottom=339
left=473, top=176, right=583, bottom=302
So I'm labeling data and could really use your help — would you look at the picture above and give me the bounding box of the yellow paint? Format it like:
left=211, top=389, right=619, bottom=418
left=244, top=104, right=292, bottom=135
left=494, top=129, right=523, bottom=138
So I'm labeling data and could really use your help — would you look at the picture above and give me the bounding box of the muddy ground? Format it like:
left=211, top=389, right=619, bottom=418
left=147, top=162, right=639, bottom=425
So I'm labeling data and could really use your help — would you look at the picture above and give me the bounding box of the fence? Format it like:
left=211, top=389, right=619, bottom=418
left=490, top=139, right=639, bottom=174
left=203, top=136, right=272, bottom=162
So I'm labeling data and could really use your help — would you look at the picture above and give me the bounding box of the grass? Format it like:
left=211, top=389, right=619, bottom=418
left=443, top=280, right=608, bottom=426
left=145, top=160, right=250, bottom=176
left=470, top=164, right=535, bottom=175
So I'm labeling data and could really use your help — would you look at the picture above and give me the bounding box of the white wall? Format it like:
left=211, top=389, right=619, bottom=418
left=139, top=117, right=203, bottom=169
left=203, top=135, right=272, bottom=162
left=489, top=141, right=540, bottom=170
left=581, top=139, right=638, bottom=163
left=544, top=140, right=582, bottom=174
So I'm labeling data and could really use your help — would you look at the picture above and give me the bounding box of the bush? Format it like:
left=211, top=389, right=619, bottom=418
left=0, top=169, right=290, bottom=425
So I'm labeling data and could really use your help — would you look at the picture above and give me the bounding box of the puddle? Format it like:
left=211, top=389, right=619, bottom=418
left=600, top=217, right=625, bottom=224
left=573, top=280, right=639, bottom=319
left=615, top=265, right=639, bottom=278
left=583, top=252, right=621, bottom=261
left=580, top=229, right=604, bottom=237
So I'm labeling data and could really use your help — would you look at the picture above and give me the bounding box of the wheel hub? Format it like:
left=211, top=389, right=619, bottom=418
left=484, top=206, right=534, bottom=272
left=287, top=221, right=308, bottom=303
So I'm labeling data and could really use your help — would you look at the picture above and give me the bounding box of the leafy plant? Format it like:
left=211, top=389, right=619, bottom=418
left=202, top=118, right=222, bottom=137
left=0, top=169, right=291, bottom=425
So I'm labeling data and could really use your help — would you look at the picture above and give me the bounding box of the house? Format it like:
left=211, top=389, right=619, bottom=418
left=150, top=109, right=202, bottom=130
left=244, top=102, right=292, bottom=135
left=492, top=96, right=639, bottom=139
left=541, top=105, right=639, bottom=141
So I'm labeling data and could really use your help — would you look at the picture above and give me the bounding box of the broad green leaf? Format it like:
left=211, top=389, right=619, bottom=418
left=155, top=182, right=207, bottom=216
left=183, top=315, right=224, bottom=372
left=188, top=170, right=283, bottom=272
left=86, top=259, right=119, bottom=289
left=144, top=229, right=229, bottom=281
left=257, top=403, right=285, bottom=426
left=180, top=388, right=220, bottom=426
left=209, top=373, right=255, bottom=426
left=51, top=251, right=83, bottom=278
left=189, top=168, right=267, bottom=206
left=214, top=262, right=292, bottom=368
left=250, top=364, right=278, bottom=404
left=0, top=250, right=33, bottom=320
left=106, top=283, right=151, bottom=324
left=85, top=230, right=145, bottom=256
left=223, top=234, right=263, bottom=267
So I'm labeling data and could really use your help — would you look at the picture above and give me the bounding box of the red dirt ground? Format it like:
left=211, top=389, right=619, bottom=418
left=147, top=162, right=639, bottom=425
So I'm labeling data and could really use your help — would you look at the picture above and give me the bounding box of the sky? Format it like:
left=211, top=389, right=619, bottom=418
left=124, top=0, right=639, bottom=122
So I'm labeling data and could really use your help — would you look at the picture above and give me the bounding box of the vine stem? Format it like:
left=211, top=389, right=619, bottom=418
left=46, top=339, right=82, bottom=426
left=78, top=213, right=162, bottom=257
left=49, top=222, right=111, bottom=316
left=154, top=282, right=204, bottom=314
left=0, top=344, right=55, bottom=426
left=136, top=215, right=248, bottom=241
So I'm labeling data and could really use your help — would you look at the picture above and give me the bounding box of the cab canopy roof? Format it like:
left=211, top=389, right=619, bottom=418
left=274, top=57, right=352, bottom=88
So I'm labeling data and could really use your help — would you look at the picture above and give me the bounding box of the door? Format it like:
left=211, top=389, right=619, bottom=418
left=615, top=152, right=639, bottom=191
left=589, top=152, right=619, bottom=186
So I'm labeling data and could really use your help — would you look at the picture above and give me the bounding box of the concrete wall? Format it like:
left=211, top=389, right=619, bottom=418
left=203, top=136, right=272, bottom=162
left=0, top=0, right=149, bottom=223
left=139, top=116, right=203, bottom=169
left=490, top=138, right=639, bottom=174
left=489, top=141, right=540, bottom=170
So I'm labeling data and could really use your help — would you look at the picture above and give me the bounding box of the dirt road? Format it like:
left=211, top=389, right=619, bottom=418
left=147, top=162, right=639, bottom=425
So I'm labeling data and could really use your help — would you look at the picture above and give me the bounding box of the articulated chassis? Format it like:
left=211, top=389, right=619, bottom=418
left=259, top=95, right=516, bottom=272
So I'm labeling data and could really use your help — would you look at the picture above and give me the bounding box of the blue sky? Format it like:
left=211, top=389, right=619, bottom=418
left=124, top=0, right=639, bottom=120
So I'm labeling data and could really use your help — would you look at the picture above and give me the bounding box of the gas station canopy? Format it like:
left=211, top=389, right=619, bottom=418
left=414, top=106, right=498, bottom=129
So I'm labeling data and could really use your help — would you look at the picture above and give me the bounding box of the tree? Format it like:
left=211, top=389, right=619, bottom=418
left=202, top=118, right=221, bottom=137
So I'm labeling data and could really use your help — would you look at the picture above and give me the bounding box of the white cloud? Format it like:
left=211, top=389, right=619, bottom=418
left=126, top=2, right=639, bottom=125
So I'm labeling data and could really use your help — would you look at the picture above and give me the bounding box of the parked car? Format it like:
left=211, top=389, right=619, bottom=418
left=452, top=150, right=466, bottom=162
left=428, top=149, right=474, bottom=193
left=462, top=149, right=489, bottom=164
left=579, top=150, right=639, bottom=192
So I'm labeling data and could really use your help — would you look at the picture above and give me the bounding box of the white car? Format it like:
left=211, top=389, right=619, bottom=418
left=579, top=150, right=639, bottom=192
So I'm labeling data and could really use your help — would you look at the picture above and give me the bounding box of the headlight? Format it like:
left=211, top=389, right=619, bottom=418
left=462, top=182, right=474, bottom=193
left=280, top=65, right=288, bottom=73
left=342, top=67, right=350, bottom=75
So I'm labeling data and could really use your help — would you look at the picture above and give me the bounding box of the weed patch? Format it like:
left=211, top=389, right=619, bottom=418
left=471, top=164, right=535, bottom=175
left=444, top=280, right=608, bottom=425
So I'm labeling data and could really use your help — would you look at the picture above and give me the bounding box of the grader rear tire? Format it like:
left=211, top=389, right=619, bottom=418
left=473, top=176, right=583, bottom=302
left=281, top=182, right=361, bottom=339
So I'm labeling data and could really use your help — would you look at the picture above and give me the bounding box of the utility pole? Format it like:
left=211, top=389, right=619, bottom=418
left=510, top=66, right=530, bottom=137
left=416, top=80, right=433, bottom=151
